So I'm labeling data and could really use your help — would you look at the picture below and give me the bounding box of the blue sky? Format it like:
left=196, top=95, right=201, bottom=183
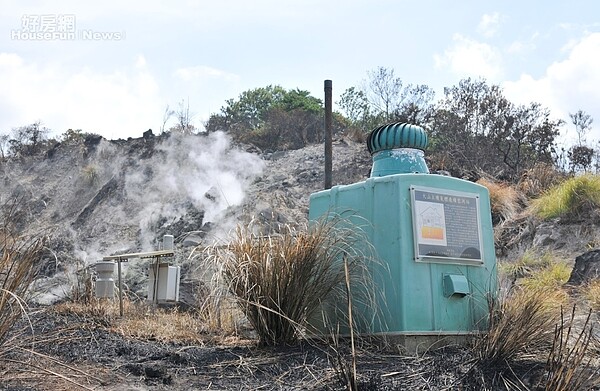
left=1, top=0, right=599, bottom=146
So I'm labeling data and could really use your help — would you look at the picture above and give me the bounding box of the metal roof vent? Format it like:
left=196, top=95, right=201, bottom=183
left=367, top=122, right=429, bottom=177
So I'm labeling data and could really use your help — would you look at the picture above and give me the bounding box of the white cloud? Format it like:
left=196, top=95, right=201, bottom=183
left=477, top=12, right=501, bottom=38
left=135, top=55, right=147, bottom=69
left=507, top=31, right=538, bottom=54
left=503, top=32, right=600, bottom=144
left=0, top=53, right=163, bottom=139
left=173, top=65, right=239, bottom=83
left=434, top=34, right=503, bottom=81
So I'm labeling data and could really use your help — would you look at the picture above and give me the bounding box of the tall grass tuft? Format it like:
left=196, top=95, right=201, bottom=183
left=206, top=218, right=373, bottom=346
left=0, top=200, right=46, bottom=352
left=520, top=261, right=571, bottom=292
left=473, top=287, right=560, bottom=368
left=477, top=178, right=522, bottom=224
left=529, top=174, right=600, bottom=220
left=81, top=164, right=99, bottom=186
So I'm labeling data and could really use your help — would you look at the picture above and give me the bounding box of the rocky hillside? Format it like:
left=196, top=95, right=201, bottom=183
left=0, top=131, right=374, bottom=301
left=2, top=129, right=599, bottom=304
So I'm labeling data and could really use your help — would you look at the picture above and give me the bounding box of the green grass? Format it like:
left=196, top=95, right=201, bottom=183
left=520, top=261, right=571, bottom=292
left=499, top=249, right=555, bottom=280
left=529, top=174, right=600, bottom=220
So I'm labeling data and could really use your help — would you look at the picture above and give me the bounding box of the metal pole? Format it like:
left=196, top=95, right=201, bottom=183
left=117, top=259, right=123, bottom=317
left=153, top=258, right=160, bottom=306
left=324, top=80, right=333, bottom=189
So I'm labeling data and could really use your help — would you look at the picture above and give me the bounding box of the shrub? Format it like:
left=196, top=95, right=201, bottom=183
left=518, top=162, right=566, bottom=198
left=81, top=164, right=99, bottom=185
left=529, top=174, right=600, bottom=220
left=344, top=127, right=368, bottom=143
left=61, top=129, right=85, bottom=145
left=206, top=218, right=372, bottom=346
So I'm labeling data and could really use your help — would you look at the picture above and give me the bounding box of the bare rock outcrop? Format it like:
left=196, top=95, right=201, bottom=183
left=566, top=249, right=600, bottom=286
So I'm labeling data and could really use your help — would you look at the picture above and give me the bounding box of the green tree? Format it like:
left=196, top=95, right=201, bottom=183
left=430, top=78, right=497, bottom=173
left=569, top=145, right=594, bottom=172
left=205, top=85, right=325, bottom=150
left=338, top=86, right=371, bottom=127
left=568, top=110, right=594, bottom=172
left=206, top=85, right=287, bottom=135
left=9, top=122, right=50, bottom=156
left=278, top=88, right=322, bottom=114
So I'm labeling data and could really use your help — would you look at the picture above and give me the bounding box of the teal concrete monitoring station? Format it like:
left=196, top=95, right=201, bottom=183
left=309, top=122, right=497, bottom=342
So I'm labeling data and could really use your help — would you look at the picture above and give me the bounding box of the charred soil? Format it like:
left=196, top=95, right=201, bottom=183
left=0, top=306, right=551, bottom=391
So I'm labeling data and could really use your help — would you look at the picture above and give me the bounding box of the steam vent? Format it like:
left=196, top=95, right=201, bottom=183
left=308, top=121, right=497, bottom=351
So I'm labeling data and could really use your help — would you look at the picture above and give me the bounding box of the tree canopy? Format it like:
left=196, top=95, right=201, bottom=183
left=205, top=85, right=329, bottom=150
left=1, top=67, right=595, bottom=184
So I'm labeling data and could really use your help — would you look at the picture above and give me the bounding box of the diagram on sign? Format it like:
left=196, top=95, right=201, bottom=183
left=414, top=200, right=447, bottom=246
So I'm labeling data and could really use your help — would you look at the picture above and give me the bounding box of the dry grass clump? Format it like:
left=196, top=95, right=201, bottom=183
left=81, top=164, right=99, bottom=185
left=197, top=294, right=247, bottom=336
left=529, top=174, right=600, bottom=221
left=206, top=218, right=372, bottom=346
left=472, top=287, right=561, bottom=378
left=55, top=299, right=208, bottom=344
left=66, top=263, right=95, bottom=304
left=576, top=279, right=600, bottom=311
left=53, top=299, right=115, bottom=331
left=476, top=249, right=600, bottom=389
left=113, top=305, right=207, bottom=344
left=477, top=178, right=522, bottom=224
left=579, top=280, right=600, bottom=311
left=500, top=251, right=570, bottom=319
left=518, top=162, right=566, bottom=198
left=344, top=127, right=368, bottom=143
left=0, top=201, right=46, bottom=353
left=539, top=307, right=599, bottom=390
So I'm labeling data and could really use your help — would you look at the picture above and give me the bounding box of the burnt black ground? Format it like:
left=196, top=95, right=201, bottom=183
left=0, top=306, right=552, bottom=391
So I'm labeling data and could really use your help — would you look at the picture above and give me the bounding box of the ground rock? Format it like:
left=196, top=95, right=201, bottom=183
left=566, top=249, right=600, bottom=285
left=532, top=221, right=566, bottom=248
